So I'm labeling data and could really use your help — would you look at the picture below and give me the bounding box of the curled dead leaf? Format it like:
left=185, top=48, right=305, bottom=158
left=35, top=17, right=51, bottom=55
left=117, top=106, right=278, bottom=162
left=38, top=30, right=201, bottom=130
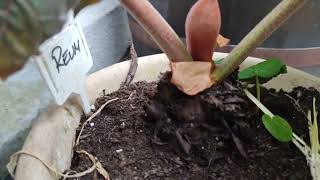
left=170, top=61, right=215, bottom=95
left=217, top=34, right=230, bottom=47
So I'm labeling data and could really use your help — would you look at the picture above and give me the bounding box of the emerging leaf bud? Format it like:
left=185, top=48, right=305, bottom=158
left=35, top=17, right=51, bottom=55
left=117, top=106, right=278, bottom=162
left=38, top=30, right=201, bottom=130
left=185, top=0, right=221, bottom=62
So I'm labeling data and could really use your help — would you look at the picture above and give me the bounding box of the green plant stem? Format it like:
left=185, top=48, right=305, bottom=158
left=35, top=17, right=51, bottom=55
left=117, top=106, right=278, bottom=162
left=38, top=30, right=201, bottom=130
left=211, top=0, right=307, bottom=83
left=255, top=76, right=261, bottom=101
left=243, top=82, right=249, bottom=88
left=119, top=0, right=193, bottom=62
left=244, top=89, right=273, bottom=117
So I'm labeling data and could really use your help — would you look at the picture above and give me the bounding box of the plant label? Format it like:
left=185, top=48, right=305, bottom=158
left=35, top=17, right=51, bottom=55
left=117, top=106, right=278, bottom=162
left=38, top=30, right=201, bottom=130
left=35, top=19, right=93, bottom=114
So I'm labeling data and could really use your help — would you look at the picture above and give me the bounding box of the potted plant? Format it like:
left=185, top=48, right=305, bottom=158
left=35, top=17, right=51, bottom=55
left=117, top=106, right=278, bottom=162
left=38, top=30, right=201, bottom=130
left=9, top=0, right=320, bottom=179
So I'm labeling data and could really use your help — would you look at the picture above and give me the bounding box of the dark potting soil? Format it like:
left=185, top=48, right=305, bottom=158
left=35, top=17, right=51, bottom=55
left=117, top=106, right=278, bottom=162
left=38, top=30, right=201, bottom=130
left=70, top=72, right=318, bottom=180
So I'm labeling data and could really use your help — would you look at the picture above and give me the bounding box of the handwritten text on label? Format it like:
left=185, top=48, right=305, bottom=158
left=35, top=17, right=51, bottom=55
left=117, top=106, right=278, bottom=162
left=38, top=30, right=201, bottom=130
left=51, top=39, right=81, bottom=73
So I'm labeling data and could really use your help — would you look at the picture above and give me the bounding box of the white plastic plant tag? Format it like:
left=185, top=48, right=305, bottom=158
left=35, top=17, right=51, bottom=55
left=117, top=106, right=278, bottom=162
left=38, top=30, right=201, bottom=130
left=35, top=18, right=93, bottom=114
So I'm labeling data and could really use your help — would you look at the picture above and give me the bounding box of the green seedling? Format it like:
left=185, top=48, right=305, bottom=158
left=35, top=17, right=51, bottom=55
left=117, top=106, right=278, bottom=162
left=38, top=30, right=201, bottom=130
left=262, top=114, right=293, bottom=142
left=238, top=59, right=287, bottom=100
left=245, top=89, right=320, bottom=179
left=307, top=98, right=320, bottom=179
left=244, top=89, right=293, bottom=142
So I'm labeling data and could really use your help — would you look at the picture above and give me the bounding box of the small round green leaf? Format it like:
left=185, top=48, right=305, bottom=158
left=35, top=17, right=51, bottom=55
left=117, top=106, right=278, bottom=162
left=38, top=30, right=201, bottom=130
left=237, top=58, right=287, bottom=84
left=262, top=114, right=293, bottom=142
left=237, top=65, right=256, bottom=82
left=254, top=59, right=287, bottom=79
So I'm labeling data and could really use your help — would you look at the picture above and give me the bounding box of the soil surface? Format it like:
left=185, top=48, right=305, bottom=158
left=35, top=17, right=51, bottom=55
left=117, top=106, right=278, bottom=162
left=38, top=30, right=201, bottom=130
left=70, top=72, right=318, bottom=180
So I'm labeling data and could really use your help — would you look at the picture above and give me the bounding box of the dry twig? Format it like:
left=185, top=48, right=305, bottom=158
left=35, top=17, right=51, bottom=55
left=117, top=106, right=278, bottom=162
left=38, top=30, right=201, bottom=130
left=75, top=98, right=119, bottom=145
left=125, top=43, right=138, bottom=85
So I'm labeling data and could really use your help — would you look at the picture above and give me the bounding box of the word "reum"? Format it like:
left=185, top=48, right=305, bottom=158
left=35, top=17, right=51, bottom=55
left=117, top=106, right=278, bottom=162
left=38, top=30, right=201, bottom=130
left=51, top=39, right=81, bottom=73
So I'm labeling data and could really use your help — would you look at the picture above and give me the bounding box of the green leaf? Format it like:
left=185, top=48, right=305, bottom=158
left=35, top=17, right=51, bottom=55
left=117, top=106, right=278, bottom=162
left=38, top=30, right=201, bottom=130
left=237, top=64, right=256, bottom=81
left=262, top=114, right=293, bottom=142
left=255, top=58, right=287, bottom=78
left=238, top=58, right=287, bottom=84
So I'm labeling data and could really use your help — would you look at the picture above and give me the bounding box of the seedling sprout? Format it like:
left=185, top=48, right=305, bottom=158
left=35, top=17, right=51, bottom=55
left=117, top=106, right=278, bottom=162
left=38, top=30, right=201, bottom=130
left=238, top=59, right=287, bottom=100
left=245, top=89, right=320, bottom=179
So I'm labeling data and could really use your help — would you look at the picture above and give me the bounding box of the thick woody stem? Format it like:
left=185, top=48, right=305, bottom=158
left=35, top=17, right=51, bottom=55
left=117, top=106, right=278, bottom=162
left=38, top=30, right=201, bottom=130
left=211, top=0, right=307, bottom=84
left=120, top=0, right=193, bottom=62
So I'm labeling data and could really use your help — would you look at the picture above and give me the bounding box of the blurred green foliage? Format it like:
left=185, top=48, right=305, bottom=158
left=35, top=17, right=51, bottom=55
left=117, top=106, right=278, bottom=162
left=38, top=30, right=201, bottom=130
left=0, top=0, right=80, bottom=79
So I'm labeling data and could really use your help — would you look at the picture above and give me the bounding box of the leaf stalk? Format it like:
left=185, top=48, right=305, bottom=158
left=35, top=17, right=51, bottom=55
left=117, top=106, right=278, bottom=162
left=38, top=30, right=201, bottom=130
left=119, top=0, right=193, bottom=62
left=211, top=0, right=307, bottom=83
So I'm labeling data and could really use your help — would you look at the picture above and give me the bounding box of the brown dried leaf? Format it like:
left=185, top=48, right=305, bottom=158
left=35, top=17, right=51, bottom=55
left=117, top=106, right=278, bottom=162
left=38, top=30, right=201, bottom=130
left=217, top=34, right=230, bottom=47
left=170, top=61, right=215, bottom=95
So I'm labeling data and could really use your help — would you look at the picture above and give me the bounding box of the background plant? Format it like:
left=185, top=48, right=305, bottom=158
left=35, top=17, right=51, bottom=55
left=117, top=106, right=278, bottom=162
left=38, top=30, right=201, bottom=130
left=0, top=0, right=99, bottom=79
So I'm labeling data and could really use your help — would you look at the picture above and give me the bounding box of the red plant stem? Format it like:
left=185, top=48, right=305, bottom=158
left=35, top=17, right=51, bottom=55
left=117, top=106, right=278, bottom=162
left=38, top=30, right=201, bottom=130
left=211, top=0, right=307, bottom=84
left=119, top=0, right=193, bottom=62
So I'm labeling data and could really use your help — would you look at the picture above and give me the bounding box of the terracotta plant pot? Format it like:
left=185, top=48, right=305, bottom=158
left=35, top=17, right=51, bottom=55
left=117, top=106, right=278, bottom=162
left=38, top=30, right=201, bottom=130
left=12, top=53, right=320, bottom=179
